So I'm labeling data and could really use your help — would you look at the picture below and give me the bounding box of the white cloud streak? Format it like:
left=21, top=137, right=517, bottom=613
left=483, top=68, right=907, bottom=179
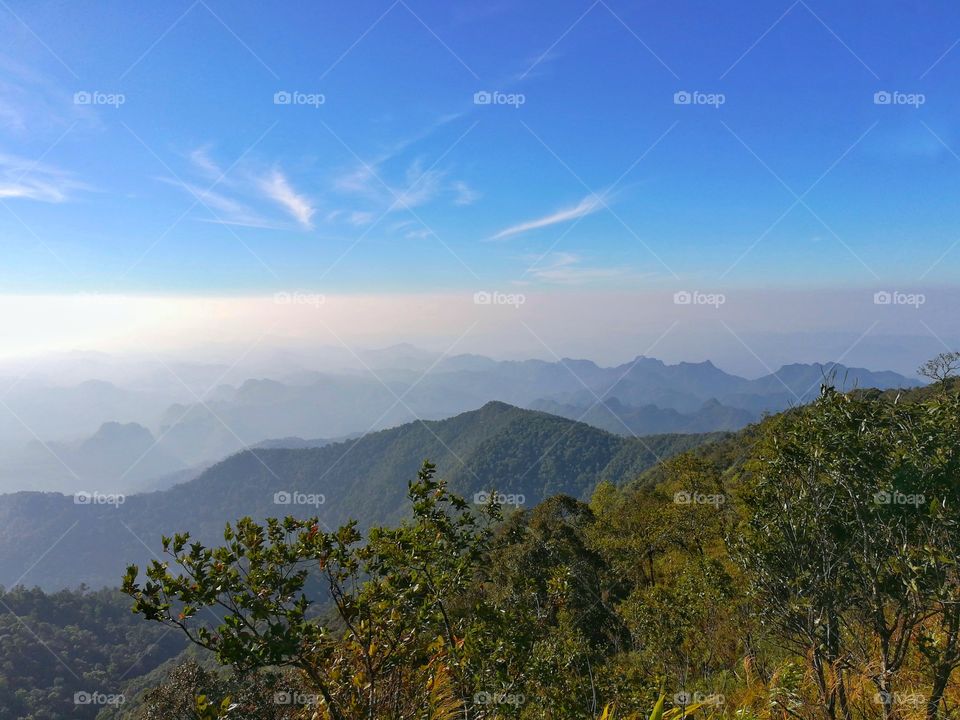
left=490, top=193, right=605, bottom=240
left=258, top=169, right=315, bottom=229
left=0, top=153, right=87, bottom=203
left=527, top=252, right=627, bottom=284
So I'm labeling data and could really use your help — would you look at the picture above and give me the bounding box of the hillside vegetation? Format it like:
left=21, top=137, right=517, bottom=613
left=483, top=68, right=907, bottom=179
left=0, top=402, right=721, bottom=590
left=0, top=587, right=184, bottom=720
left=120, top=370, right=960, bottom=719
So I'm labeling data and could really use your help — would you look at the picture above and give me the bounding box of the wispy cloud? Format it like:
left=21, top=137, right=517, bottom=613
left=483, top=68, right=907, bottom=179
left=163, top=148, right=318, bottom=231
left=188, top=145, right=222, bottom=178
left=158, top=177, right=273, bottom=228
left=453, top=180, right=480, bottom=206
left=348, top=211, right=375, bottom=226
left=335, top=157, right=447, bottom=212
left=490, top=193, right=605, bottom=240
left=0, top=53, right=87, bottom=134
left=0, top=153, right=88, bottom=203
left=258, top=169, right=315, bottom=229
left=392, top=158, right=446, bottom=209
left=327, top=114, right=478, bottom=231
left=526, top=252, right=629, bottom=284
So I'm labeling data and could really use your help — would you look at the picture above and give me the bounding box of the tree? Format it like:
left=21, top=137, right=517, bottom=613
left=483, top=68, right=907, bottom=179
left=918, top=352, right=960, bottom=385
left=123, top=461, right=501, bottom=719
left=735, top=387, right=960, bottom=720
left=136, top=662, right=302, bottom=720
left=589, top=456, right=743, bottom=705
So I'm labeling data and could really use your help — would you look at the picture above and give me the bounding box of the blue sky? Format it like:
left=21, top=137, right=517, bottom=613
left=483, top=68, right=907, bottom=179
left=2, top=0, right=960, bottom=297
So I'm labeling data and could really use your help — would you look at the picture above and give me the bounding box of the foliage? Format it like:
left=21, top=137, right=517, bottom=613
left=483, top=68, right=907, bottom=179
left=0, top=586, right=184, bottom=720
left=125, top=461, right=504, bottom=718
left=135, top=661, right=305, bottom=720
left=108, top=374, right=960, bottom=718
left=735, top=386, right=960, bottom=720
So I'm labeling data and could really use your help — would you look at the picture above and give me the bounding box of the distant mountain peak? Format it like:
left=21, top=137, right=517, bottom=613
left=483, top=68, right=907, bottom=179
left=560, top=357, right=601, bottom=371
left=479, top=400, right=519, bottom=413
left=79, top=421, right=157, bottom=454
left=678, top=359, right=718, bottom=369
left=628, top=355, right=666, bottom=366
left=89, top=421, right=152, bottom=440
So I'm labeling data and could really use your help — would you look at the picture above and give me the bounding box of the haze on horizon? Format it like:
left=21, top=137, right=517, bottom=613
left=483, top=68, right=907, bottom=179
left=0, top=286, right=954, bottom=379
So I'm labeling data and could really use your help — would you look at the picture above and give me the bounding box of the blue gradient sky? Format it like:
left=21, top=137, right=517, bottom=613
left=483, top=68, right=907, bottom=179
left=2, top=0, right=959, bottom=296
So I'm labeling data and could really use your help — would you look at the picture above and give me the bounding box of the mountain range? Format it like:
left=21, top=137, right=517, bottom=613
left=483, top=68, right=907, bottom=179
left=0, top=349, right=921, bottom=495
left=0, top=402, right=724, bottom=590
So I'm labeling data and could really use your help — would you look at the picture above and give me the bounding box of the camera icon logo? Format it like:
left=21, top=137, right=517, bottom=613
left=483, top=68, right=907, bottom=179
left=673, top=290, right=692, bottom=305
left=873, top=291, right=892, bottom=305
left=274, top=491, right=292, bottom=505
left=873, top=91, right=892, bottom=105
left=473, top=90, right=492, bottom=105
left=274, top=90, right=292, bottom=105
left=673, top=90, right=692, bottom=105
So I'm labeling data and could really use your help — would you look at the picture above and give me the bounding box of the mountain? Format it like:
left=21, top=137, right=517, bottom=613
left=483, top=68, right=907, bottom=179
left=141, top=357, right=918, bottom=468
left=150, top=372, right=483, bottom=465
left=531, top=396, right=758, bottom=435
left=0, top=586, right=186, bottom=720
left=0, top=403, right=724, bottom=590
left=250, top=436, right=339, bottom=450
left=1, top=421, right=187, bottom=494
left=0, top=379, right=173, bottom=455
left=0, top=353, right=921, bottom=495
left=746, top=362, right=917, bottom=401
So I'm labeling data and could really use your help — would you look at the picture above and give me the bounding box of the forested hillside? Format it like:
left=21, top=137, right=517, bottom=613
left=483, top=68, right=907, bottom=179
left=0, top=402, right=721, bottom=590
left=2, top=372, right=957, bottom=718
left=0, top=587, right=184, bottom=719
left=119, top=369, right=960, bottom=719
